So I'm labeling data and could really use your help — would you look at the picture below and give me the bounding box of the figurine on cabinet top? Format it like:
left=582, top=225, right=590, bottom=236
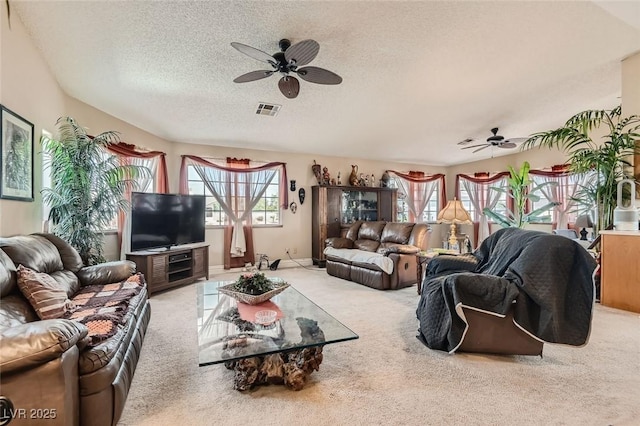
left=322, top=167, right=330, bottom=186
left=349, top=165, right=359, bottom=186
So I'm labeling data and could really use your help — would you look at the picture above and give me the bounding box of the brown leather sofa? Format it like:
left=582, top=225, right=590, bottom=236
left=324, top=221, right=430, bottom=290
left=0, top=233, right=150, bottom=426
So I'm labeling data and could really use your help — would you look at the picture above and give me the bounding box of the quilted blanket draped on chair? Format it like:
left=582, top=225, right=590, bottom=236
left=416, top=228, right=596, bottom=354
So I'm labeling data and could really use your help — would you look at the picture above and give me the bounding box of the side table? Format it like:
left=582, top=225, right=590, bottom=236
left=416, top=251, right=437, bottom=295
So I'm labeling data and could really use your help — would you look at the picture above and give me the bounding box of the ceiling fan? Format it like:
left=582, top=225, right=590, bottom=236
left=231, top=38, right=342, bottom=99
left=458, top=128, right=527, bottom=153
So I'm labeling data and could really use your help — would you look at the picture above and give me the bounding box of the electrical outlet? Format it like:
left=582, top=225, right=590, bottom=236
left=285, top=248, right=290, bottom=254
left=293, top=248, right=298, bottom=254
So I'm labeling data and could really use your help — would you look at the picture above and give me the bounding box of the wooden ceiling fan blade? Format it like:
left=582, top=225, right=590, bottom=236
left=284, top=39, right=319, bottom=66
left=473, top=145, right=491, bottom=153
left=296, top=66, right=342, bottom=85
left=233, top=70, right=274, bottom=83
left=278, top=76, right=300, bottom=98
left=499, top=142, right=517, bottom=149
left=231, top=42, right=275, bottom=64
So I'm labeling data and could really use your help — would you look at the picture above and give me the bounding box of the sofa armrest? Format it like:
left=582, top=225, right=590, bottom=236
left=0, top=319, right=88, bottom=374
left=325, top=237, right=354, bottom=249
left=426, top=254, right=479, bottom=276
left=77, top=260, right=136, bottom=286
left=381, top=244, right=420, bottom=256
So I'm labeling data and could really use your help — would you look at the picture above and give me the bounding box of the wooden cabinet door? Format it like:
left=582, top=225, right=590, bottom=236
left=148, top=255, right=168, bottom=285
left=192, top=246, right=207, bottom=278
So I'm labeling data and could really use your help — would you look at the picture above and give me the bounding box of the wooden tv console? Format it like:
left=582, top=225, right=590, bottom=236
left=126, top=243, right=209, bottom=295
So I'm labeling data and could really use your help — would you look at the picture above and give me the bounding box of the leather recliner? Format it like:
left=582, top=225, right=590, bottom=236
left=324, top=221, right=430, bottom=290
left=0, top=233, right=150, bottom=426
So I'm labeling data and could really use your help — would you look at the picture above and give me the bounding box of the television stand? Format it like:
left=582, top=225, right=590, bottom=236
left=126, top=243, right=209, bottom=295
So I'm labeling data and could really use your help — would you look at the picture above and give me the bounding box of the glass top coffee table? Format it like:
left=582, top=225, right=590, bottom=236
left=197, top=280, right=358, bottom=390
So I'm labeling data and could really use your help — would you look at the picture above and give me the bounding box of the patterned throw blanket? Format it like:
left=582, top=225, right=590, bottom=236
left=66, top=273, right=144, bottom=347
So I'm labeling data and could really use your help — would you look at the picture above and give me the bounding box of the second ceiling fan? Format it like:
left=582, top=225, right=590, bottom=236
left=231, top=38, right=342, bottom=99
left=458, top=128, right=526, bottom=153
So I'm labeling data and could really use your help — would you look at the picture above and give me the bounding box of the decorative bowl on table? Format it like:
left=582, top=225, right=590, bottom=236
left=218, top=272, right=289, bottom=305
left=254, top=309, right=278, bottom=325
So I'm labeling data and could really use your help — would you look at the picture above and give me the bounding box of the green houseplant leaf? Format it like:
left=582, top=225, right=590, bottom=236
left=41, top=117, right=151, bottom=265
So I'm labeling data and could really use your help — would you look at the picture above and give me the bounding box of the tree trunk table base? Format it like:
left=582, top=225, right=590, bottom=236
left=224, top=346, right=323, bottom=391
left=222, top=317, right=325, bottom=391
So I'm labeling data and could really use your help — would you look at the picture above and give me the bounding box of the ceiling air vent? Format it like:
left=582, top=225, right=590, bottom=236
left=256, top=102, right=281, bottom=117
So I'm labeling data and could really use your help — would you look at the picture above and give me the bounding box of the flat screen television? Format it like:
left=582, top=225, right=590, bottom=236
left=130, top=192, right=206, bottom=251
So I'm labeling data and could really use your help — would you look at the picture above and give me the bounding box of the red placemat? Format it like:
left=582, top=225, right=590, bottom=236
left=237, top=300, right=284, bottom=322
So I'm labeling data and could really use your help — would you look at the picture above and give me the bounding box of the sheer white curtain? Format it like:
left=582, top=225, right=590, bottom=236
left=120, top=157, right=158, bottom=259
left=531, top=171, right=592, bottom=229
left=459, top=176, right=507, bottom=245
left=192, top=164, right=277, bottom=257
left=390, top=174, right=439, bottom=222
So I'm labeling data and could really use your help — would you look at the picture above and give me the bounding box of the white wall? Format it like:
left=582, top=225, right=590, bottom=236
left=1, top=0, right=65, bottom=236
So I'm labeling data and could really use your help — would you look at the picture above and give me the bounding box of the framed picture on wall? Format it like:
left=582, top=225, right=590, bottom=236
left=0, top=105, right=34, bottom=202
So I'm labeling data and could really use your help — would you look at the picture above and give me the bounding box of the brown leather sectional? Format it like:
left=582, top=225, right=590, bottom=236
left=0, top=234, right=150, bottom=426
left=324, top=221, right=430, bottom=290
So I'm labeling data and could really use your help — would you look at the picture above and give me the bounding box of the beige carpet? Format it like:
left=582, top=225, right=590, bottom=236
left=119, top=268, right=640, bottom=426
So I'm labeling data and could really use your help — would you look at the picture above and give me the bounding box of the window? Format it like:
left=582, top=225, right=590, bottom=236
left=186, top=165, right=281, bottom=227
left=389, top=173, right=443, bottom=223
left=529, top=171, right=595, bottom=227
left=457, top=175, right=507, bottom=222
left=393, top=182, right=440, bottom=222
left=458, top=185, right=476, bottom=220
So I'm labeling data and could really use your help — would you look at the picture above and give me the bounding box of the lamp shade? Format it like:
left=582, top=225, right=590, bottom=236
left=437, top=199, right=472, bottom=224
left=575, top=214, right=594, bottom=228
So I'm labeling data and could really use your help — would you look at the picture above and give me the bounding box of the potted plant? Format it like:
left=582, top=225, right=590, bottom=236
left=483, top=161, right=559, bottom=228
left=523, top=106, right=640, bottom=234
left=41, top=117, right=150, bottom=265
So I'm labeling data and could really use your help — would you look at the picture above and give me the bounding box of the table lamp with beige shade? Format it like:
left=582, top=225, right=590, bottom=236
left=437, top=198, right=473, bottom=247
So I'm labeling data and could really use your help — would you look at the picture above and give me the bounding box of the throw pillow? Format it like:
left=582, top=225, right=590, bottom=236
left=16, top=264, right=76, bottom=320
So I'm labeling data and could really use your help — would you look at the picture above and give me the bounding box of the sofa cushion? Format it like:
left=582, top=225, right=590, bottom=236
left=0, top=249, right=16, bottom=297
left=16, top=265, right=76, bottom=320
left=0, top=235, right=64, bottom=275
left=381, top=222, right=414, bottom=244
left=358, top=221, right=386, bottom=241
left=345, top=221, right=364, bottom=240
left=354, top=239, right=381, bottom=252
left=1, top=235, right=80, bottom=297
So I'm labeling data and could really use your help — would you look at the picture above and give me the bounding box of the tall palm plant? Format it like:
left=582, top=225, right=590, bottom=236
left=522, top=106, right=640, bottom=234
left=42, top=117, right=150, bottom=265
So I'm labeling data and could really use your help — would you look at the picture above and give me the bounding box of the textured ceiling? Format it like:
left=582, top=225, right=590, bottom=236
left=12, top=1, right=640, bottom=166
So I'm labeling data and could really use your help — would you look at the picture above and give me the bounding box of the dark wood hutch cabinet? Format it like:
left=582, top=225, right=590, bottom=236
left=311, top=185, right=397, bottom=267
